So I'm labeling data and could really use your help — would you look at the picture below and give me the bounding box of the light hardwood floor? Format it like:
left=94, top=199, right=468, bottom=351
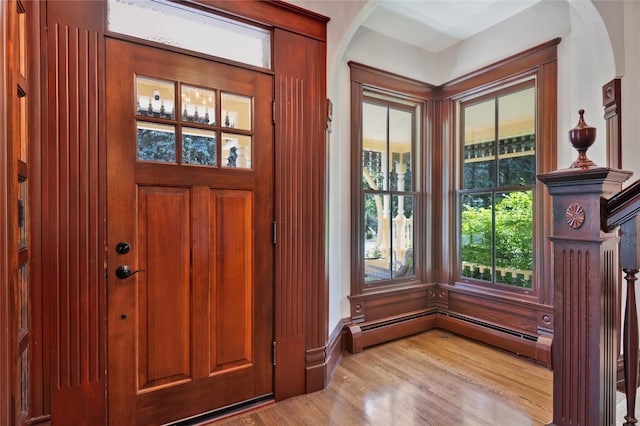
left=212, top=330, right=554, bottom=425
left=207, top=329, right=635, bottom=425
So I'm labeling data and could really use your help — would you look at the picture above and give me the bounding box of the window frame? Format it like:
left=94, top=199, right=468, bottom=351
left=349, top=62, right=434, bottom=297
left=457, top=79, right=537, bottom=291
left=444, top=43, right=558, bottom=304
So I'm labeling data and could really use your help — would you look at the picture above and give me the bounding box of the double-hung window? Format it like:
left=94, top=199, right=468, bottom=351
left=362, top=97, right=417, bottom=283
left=458, top=82, right=536, bottom=289
left=350, top=62, right=431, bottom=296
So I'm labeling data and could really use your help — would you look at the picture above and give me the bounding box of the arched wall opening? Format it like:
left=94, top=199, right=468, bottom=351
left=290, top=0, right=619, bottom=330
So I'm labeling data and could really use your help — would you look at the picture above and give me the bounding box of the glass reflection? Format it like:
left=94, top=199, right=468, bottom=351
left=222, top=133, right=251, bottom=169
left=494, top=191, right=533, bottom=288
left=460, top=193, right=493, bottom=282
left=18, top=180, right=27, bottom=249
left=222, top=93, right=251, bottom=130
left=136, top=76, right=175, bottom=119
left=392, top=195, right=414, bottom=278
left=362, top=102, right=387, bottom=191
left=498, top=88, right=535, bottom=187
left=463, top=99, right=495, bottom=190
left=136, top=122, right=176, bottom=163
left=182, top=128, right=216, bottom=166
left=181, top=85, right=215, bottom=125
left=389, top=108, right=412, bottom=192
left=364, top=193, right=391, bottom=282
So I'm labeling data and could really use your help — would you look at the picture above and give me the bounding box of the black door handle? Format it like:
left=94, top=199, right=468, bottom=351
left=115, top=265, right=145, bottom=279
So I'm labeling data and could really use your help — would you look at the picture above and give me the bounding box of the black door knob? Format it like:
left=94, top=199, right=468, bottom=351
left=115, top=265, right=144, bottom=279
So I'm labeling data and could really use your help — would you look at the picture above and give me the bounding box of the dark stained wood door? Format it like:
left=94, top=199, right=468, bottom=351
left=106, top=39, right=274, bottom=425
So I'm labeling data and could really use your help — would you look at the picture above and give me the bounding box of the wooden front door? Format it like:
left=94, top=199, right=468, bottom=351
left=106, top=39, right=274, bottom=425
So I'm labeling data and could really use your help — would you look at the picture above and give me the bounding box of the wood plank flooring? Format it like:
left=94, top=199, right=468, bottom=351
left=212, top=330, right=554, bottom=425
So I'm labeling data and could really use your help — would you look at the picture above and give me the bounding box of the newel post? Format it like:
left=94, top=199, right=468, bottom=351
left=538, top=110, right=632, bottom=426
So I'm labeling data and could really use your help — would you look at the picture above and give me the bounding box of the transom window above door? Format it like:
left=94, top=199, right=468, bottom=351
left=107, top=0, right=271, bottom=69
left=135, top=75, right=253, bottom=168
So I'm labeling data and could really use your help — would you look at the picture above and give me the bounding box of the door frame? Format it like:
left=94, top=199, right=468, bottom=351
left=105, top=38, right=276, bottom=424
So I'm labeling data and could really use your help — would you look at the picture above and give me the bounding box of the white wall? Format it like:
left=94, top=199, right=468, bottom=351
left=290, top=0, right=626, bottom=334
left=621, top=0, right=640, bottom=180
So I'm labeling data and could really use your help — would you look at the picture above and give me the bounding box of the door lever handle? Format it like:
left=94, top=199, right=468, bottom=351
left=115, top=265, right=145, bottom=280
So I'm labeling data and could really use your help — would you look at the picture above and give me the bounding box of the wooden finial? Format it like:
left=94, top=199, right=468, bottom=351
left=569, top=109, right=597, bottom=169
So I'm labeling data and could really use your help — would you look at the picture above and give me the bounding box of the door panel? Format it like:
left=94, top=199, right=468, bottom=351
left=137, top=186, right=191, bottom=391
left=106, top=39, right=274, bottom=425
left=212, top=190, right=253, bottom=371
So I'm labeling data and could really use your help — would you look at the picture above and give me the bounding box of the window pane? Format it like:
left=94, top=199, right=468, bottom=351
left=495, top=191, right=533, bottom=288
left=389, top=108, right=412, bottom=191
left=182, top=128, right=216, bottom=166
left=222, top=133, right=251, bottom=169
left=222, top=93, right=251, bottom=131
left=392, top=195, right=414, bottom=279
left=108, top=0, right=271, bottom=68
left=181, top=85, right=215, bottom=125
left=460, top=192, right=493, bottom=282
left=364, top=193, right=391, bottom=282
left=136, top=76, right=175, bottom=120
left=498, top=87, right=535, bottom=186
left=362, top=102, right=387, bottom=191
left=463, top=99, right=495, bottom=189
left=136, top=122, right=176, bottom=163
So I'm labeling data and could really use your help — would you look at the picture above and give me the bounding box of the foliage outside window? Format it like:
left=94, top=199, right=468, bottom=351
left=459, top=85, right=535, bottom=289
left=362, top=96, right=417, bottom=283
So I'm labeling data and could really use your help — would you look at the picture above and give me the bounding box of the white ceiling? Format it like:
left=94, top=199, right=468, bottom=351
left=362, top=0, right=544, bottom=53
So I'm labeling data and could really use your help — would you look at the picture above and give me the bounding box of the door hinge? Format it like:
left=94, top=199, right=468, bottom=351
left=273, top=221, right=277, bottom=244
left=272, top=100, right=276, bottom=124
left=272, top=341, right=277, bottom=366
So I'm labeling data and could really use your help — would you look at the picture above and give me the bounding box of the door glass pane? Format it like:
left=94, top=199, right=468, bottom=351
left=181, top=85, right=215, bottom=125
left=495, top=191, right=533, bottom=288
left=389, top=108, right=412, bottom=191
left=362, top=102, right=387, bottom=191
left=18, top=264, right=28, bottom=335
left=222, top=133, right=251, bottom=168
left=463, top=99, right=495, bottom=189
left=222, top=93, right=251, bottom=131
left=19, top=91, right=27, bottom=162
left=460, top=192, right=493, bottom=282
left=137, top=122, right=176, bottom=163
left=498, top=87, right=535, bottom=186
left=136, top=76, right=175, bottom=120
left=20, top=348, right=29, bottom=414
left=182, top=128, right=216, bottom=166
left=108, top=0, right=271, bottom=69
left=392, top=195, right=414, bottom=278
left=364, top=193, right=391, bottom=282
left=18, top=179, right=27, bottom=249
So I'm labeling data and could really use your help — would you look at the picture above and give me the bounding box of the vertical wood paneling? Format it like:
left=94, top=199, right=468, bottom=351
left=45, top=2, right=105, bottom=423
left=274, top=29, right=327, bottom=398
left=277, top=74, right=306, bottom=339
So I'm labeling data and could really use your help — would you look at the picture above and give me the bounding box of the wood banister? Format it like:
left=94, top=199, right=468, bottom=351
left=605, top=178, right=640, bottom=232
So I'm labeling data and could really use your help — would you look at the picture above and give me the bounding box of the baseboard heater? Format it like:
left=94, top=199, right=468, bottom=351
left=439, top=311, right=538, bottom=342
left=352, top=310, right=551, bottom=367
left=359, top=310, right=438, bottom=332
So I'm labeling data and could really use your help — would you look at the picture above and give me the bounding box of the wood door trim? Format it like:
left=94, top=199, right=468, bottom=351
left=0, top=1, right=12, bottom=424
